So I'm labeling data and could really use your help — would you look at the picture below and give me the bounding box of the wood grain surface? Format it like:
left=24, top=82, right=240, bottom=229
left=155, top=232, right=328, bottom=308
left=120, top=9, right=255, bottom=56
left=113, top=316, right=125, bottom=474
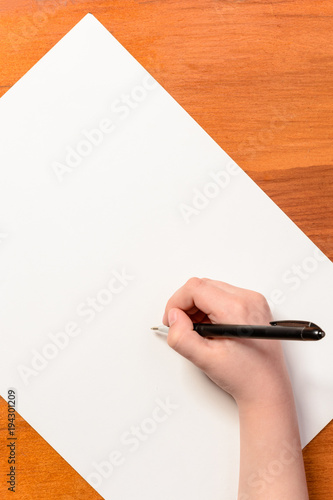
left=0, top=0, right=332, bottom=498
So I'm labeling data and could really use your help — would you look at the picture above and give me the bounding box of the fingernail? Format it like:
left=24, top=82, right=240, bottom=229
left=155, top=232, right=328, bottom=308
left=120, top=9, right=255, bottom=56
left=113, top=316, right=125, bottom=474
left=168, top=309, right=177, bottom=326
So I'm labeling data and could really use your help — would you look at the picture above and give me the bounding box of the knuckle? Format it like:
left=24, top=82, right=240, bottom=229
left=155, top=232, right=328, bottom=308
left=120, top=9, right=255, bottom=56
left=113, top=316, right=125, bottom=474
left=253, top=292, right=270, bottom=310
left=246, top=292, right=272, bottom=323
left=186, top=277, right=203, bottom=288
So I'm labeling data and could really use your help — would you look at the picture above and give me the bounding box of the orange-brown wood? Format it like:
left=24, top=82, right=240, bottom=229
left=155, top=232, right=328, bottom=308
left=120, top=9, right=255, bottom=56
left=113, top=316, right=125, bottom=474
left=0, top=0, right=332, bottom=498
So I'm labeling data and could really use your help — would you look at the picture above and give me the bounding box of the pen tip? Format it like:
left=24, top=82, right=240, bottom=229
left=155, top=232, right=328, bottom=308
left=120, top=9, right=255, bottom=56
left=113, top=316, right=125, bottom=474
left=151, top=327, right=158, bottom=330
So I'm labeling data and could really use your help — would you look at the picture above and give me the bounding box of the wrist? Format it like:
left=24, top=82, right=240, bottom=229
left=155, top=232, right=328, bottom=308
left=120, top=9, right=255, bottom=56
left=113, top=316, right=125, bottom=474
left=236, top=377, right=295, bottom=417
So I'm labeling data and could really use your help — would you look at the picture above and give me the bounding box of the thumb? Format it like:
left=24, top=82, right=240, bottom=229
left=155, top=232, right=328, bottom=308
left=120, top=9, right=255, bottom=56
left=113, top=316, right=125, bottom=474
left=167, top=308, right=210, bottom=369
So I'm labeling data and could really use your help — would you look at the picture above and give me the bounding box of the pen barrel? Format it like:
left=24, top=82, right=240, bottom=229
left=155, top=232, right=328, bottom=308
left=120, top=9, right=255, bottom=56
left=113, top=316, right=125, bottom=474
left=192, top=324, right=324, bottom=341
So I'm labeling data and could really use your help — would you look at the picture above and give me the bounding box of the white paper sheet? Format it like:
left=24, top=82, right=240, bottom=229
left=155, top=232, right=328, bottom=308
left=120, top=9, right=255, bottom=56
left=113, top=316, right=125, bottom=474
left=0, top=14, right=332, bottom=500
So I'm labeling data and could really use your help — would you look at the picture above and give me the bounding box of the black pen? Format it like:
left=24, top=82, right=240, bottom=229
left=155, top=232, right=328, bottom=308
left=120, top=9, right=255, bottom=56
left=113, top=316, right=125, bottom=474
left=151, top=320, right=326, bottom=341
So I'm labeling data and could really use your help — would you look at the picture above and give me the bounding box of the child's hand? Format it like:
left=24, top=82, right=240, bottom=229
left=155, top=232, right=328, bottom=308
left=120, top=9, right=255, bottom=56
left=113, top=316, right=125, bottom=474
left=164, top=278, right=309, bottom=499
left=163, top=277, right=293, bottom=411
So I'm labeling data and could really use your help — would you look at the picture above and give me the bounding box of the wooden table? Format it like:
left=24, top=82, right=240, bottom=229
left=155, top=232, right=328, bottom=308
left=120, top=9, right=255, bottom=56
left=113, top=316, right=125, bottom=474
left=0, top=1, right=332, bottom=498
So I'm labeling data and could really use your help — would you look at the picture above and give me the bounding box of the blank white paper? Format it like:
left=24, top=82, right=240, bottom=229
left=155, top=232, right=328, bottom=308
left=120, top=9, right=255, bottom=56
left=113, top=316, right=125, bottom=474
left=0, top=14, right=332, bottom=500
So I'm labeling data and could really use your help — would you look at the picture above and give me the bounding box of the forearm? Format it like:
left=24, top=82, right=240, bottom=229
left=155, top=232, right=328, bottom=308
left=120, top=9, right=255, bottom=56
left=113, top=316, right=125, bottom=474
left=237, top=396, right=309, bottom=500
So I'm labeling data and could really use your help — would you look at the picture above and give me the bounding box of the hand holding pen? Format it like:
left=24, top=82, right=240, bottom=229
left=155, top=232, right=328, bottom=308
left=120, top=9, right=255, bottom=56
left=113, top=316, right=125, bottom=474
left=156, top=277, right=310, bottom=500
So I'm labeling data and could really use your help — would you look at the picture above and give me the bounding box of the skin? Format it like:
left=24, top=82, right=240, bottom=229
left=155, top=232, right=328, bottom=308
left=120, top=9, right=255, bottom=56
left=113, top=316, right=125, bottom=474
left=163, top=277, right=309, bottom=500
